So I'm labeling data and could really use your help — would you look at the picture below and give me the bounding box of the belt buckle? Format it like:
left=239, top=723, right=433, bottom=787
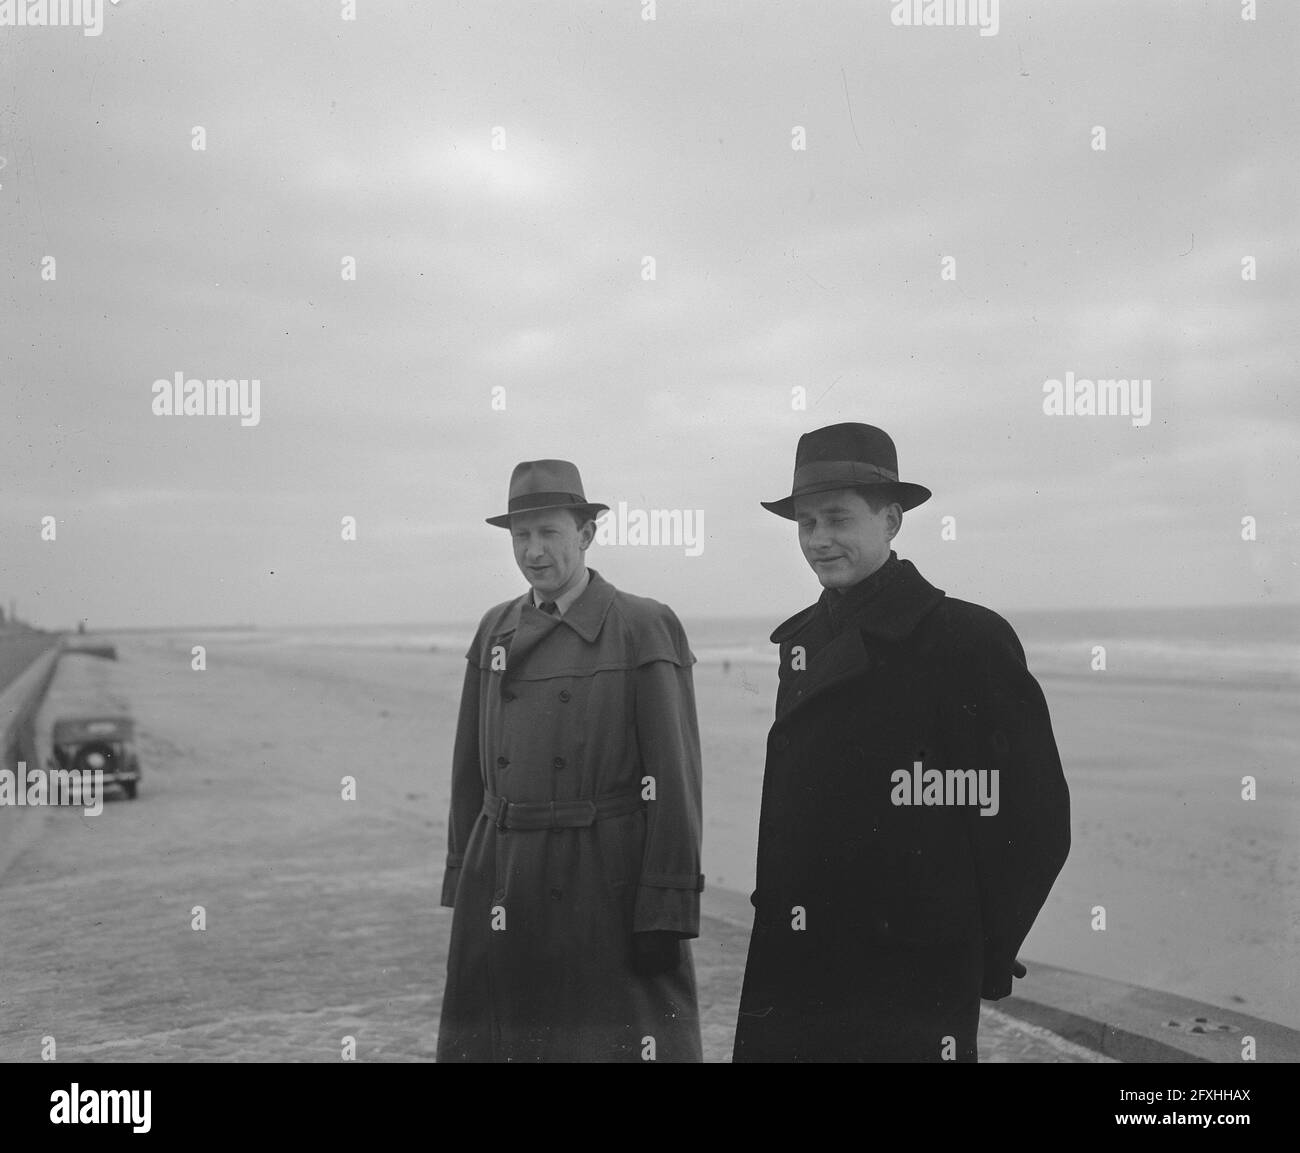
left=496, top=796, right=509, bottom=831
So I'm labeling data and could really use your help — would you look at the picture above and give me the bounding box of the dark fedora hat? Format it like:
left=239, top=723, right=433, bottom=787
left=761, top=422, right=931, bottom=520
left=485, top=459, right=610, bottom=529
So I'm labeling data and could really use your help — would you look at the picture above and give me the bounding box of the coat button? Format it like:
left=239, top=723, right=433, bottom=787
left=552, top=756, right=566, bottom=770
left=502, top=690, right=516, bottom=702
left=772, top=734, right=789, bottom=752
left=497, top=756, right=510, bottom=769
left=550, top=888, right=562, bottom=901
left=558, top=690, right=571, bottom=703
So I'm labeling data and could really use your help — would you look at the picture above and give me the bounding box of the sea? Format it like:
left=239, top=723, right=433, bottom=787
left=182, top=603, right=1299, bottom=691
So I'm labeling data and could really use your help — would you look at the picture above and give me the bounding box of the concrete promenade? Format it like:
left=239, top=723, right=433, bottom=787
left=0, top=793, right=1106, bottom=1062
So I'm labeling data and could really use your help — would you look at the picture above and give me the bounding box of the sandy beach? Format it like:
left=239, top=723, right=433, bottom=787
left=0, top=618, right=1294, bottom=1062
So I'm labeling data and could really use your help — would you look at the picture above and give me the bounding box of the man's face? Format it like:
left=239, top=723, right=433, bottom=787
left=510, top=509, right=594, bottom=598
left=794, top=488, right=901, bottom=589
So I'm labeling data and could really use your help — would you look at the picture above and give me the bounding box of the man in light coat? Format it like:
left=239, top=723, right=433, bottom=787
left=733, top=423, right=1070, bottom=1062
left=438, top=460, right=704, bottom=1062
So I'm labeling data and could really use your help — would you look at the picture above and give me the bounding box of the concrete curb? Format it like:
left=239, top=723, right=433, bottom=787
left=0, top=642, right=61, bottom=748
left=0, top=641, right=62, bottom=883
left=997, top=963, right=1299, bottom=1064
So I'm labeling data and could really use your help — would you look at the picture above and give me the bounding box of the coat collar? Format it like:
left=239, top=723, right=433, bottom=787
left=771, top=555, right=945, bottom=645
left=771, top=557, right=945, bottom=723
left=555, top=567, right=616, bottom=642
left=491, top=567, right=617, bottom=655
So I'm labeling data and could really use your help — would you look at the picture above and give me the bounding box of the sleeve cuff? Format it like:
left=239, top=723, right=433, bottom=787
left=980, top=941, right=1016, bottom=1000
left=639, top=871, right=705, bottom=892
left=440, top=864, right=461, bottom=908
left=633, top=882, right=701, bottom=937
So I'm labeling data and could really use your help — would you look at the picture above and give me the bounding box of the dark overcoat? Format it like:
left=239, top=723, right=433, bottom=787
left=437, top=569, right=704, bottom=1062
left=733, top=554, right=1070, bottom=1062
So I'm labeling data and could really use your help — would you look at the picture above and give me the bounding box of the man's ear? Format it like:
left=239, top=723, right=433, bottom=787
left=578, top=520, right=597, bottom=550
left=885, top=504, right=903, bottom=542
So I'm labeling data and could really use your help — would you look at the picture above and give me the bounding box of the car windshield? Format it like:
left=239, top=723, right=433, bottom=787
left=53, top=718, right=133, bottom=742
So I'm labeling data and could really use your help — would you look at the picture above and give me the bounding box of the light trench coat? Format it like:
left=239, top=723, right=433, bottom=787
left=437, top=569, right=704, bottom=1062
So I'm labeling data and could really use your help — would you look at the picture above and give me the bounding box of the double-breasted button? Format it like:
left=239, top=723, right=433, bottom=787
left=497, top=755, right=510, bottom=769
left=550, top=888, right=563, bottom=901
left=552, top=756, right=566, bottom=770
left=558, top=689, right=571, bottom=703
left=502, top=690, right=516, bottom=702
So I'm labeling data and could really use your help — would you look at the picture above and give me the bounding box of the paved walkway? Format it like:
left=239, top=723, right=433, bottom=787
left=0, top=800, right=1105, bottom=1061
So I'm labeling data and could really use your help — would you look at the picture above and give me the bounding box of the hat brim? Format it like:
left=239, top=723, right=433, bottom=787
left=486, top=502, right=609, bottom=529
left=761, top=481, right=931, bottom=521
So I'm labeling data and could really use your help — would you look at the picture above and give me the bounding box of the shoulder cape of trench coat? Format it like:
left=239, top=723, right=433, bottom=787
left=733, top=556, right=1071, bottom=1062
left=437, top=568, right=705, bottom=1062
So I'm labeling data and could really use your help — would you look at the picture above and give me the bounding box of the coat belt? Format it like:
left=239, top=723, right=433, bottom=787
left=481, top=788, right=644, bottom=831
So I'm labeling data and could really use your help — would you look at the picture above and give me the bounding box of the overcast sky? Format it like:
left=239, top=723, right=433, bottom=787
left=1, top=0, right=1296, bottom=629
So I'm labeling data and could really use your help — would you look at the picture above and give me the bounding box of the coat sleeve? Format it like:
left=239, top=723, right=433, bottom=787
left=632, top=638, right=705, bottom=937
left=951, top=614, right=1071, bottom=999
left=440, top=654, right=484, bottom=908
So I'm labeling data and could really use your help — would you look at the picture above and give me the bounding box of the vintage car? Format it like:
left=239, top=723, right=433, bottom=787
left=49, top=716, right=141, bottom=800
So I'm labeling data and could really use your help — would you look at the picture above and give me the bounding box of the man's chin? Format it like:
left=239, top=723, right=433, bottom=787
left=523, top=571, right=559, bottom=595
left=811, top=565, right=852, bottom=589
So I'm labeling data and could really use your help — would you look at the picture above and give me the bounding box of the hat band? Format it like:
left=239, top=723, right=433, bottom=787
left=791, top=460, right=899, bottom=493
left=507, top=491, right=590, bottom=514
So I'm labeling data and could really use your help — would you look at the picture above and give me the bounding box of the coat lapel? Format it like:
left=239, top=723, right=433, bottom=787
left=497, top=568, right=616, bottom=683
left=497, top=602, right=558, bottom=682
left=775, top=559, right=946, bottom=723
left=776, top=623, right=871, bottom=722
left=555, top=567, right=616, bottom=644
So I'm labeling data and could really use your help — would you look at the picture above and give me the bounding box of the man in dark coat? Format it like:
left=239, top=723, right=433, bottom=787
left=438, top=460, right=704, bottom=1062
left=733, top=423, right=1070, bottom=1062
